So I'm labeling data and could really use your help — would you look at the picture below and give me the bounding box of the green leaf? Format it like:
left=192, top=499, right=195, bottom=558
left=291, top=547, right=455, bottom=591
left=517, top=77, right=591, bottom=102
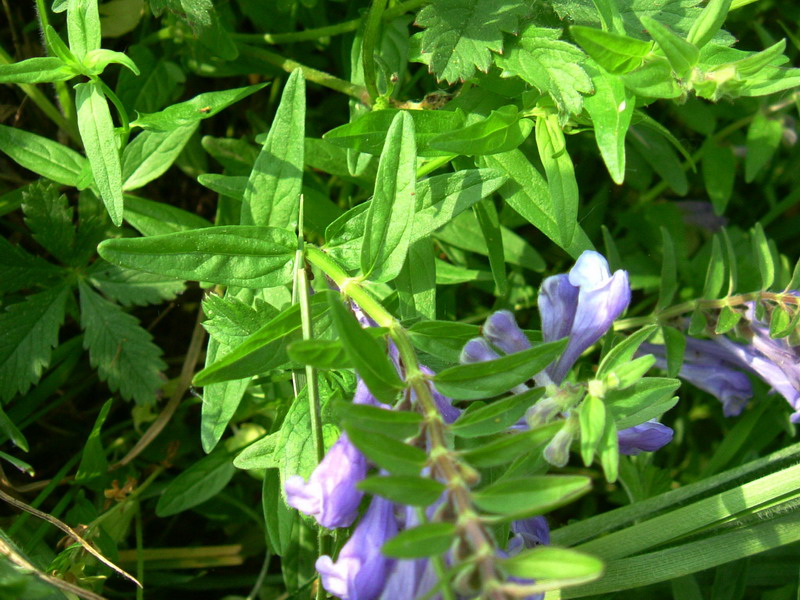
left=752, top=222, right=774, bottom=290
left=687, top=0, right=733, bottom=48
left=233, top=433, right=278, bottom=470
left=337, top=402, right=422, bottom=440
left=702, top=141, right=735, bottom=214
left=361, top=111, right=417, bottom=282
left=0, top=237, right=61, bottom=294
left=78, top=280, right=165, bottom=404
left=599, top=410, right=619, bottom=482
left=0, top=285, right=69, bottom=401
left=609, top=354, right=657, bottom=390
left=75, top=81, right=124, bottom=226
left=124, top=195, right=212, bottom=236
left=86, top=262, right=185, bottom=307
left=22, top=182, right=77, bottom=265
left=0, top=123, right=87, bottom=186
left=536, top=113, right=579, bottom=247
left=0, top=405, right=28, bottom=452
left=662, top=326, right=686, bottom=377
left=745, top=111, right=783, bottom=183
left=433, top=339, right=567, bottom=400
left=496, top=26, right=593, bottom=116
left=131, top=83, right=268, bottom=131
left=641, top=17, right=699, bottom=79
left=621, top=59, right=683, bottom=99
left=584, top=65, right=634, bottom=184
left=500, top=546, right=604, bottom=582
left=83, top=48, right=140, bottom=76
left=287, top=339, right=351, bottom=370
left=357, top=475, right=446, bottom=506
left=481, top=150, right=593, bottom=257
left=461, top=423, right=561, bottom=467
left=714, top=305, right=741, bottom=334
left=67, top=0, right=101, bottom=60
left=570, top=26, right=652, bottom=74
left=429, top=105, right=533, bottom=156
left=344, top=425, right=426, bottom=476
left=117, top=45, right=185, bottom=114
left=607, top=378, right=681, bottom=430
left=451, top=388, right=543, bottom=438
left=597, top=325, right=658, bottom=378
left=408, top=320, right=482, bottom=363
left=98, top=226, right=296, bottom=288
left=0, top=57, right=75, bottom=84
left=473, top=198, right=507, bottom=294
left=629, top=124, right=688, bottom=195
left=395, top=237, right=437, bottom=321
left=156, top=448, right=236, bottom=516
left=201, top=337, right=250, bottom=453
left=122, top=124, right=199, bottom=190
left=580, top=395, right=606, bottom=466
left=657, top=227, right=678, bottom=311
left=75, top=399, right=112, bottom=481
left=703, top=235, right=725, bottom=299
left=472, top=475, right=592, bottom=520
left=381, top=522, right=456, bottom=558
left=415, top=0, right=530, bottom=83
left=241, top=69, right=305, bottom=230
left=328, top=295, right=404, bottom=403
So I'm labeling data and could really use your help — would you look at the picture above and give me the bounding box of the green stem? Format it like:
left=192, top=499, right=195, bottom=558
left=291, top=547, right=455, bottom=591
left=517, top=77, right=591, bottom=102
left=238, top=45, right=369, bottom=103
left=417, top=154, right=456, bottom=178
left=362, top=0, right=388, bottom=102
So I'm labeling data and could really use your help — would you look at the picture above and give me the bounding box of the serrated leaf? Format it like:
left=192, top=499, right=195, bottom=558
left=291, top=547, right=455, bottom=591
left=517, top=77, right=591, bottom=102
left=357, top=475, right=445, bottom=506
left=472, top=475, right=592, bottom=520
left=131, top=83, right=268, bottom=131
left=0, top=286, right=69, bottom=401
left=745, top=111, right=783, bottom=183
left=86, top=262, right=185, bottom=306
left=0, top=238, right=61, bottom=294
left=381, top=523, right=456, bottom=558
left=415, top=0, right=530, bottom=83
left=536, top=113, right=579, bottom=247
left=78, top=280, right=165, bottom=404
left=571, top=26, right=652, bottom=74
left=433, top=339, right=567, bottom=400
left=451, top=388, right=543, bottom=438
left=122, top=124, right=199, bottom=190
left=361, top=111, right=417, bottom=282
left=76, top=81, right=124, bottom=226
left=0, top=124, right=87, bottom=186
left=156, top=448, right=236, bottom=516
left=22, top=182, right=77, bottom=265
left=0, top=57, right=75, bottom=84
left=98, top=226, right=296, bottom=288
left=496, top=26, right=593, bottom=116
left=241, top=69, right=305, bottom=230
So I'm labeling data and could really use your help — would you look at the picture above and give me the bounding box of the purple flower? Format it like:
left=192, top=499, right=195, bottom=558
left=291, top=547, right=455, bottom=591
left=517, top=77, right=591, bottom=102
left=483, top=310, right=532, bottom=354
left=540, top=251, right=631, bottom=384
left=285, top=379, right=379, bottom=529
left=617, top=420, right=673, bottom=455
left=460, top=337, right=500, bottom=364
left=378, top=507, right=441, bottom=600
left=316, top=495, right=398, bottom=600
left=511, top=516, right=550, bottom=548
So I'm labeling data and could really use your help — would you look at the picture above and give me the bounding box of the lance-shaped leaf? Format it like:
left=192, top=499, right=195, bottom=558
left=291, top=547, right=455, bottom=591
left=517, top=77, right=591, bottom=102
left=124, top=195, right=212, bottom=236
left=433, top=339, right=566, bottom=400
left=75, top=81, right=124, bottom=226
left=451, top=388, right=543, bottom=438
left=381, top=523, right=456, bottom=559
left=687, top=0, right=733, bottom=49
left=98, top=225, right=295, bottom=287
left=0, top=124, right=87, bottom=187
left=499, top=546, right=604, bottom=583
left=461, top=423, right=561, bottom=468
left=0, top=57, right=75, bottom=84
left=337, top=403, right=422, bottom=440
left=328, top=295, right=404, bottom=403
left=429, top=105, right=533, bottom=156
left=156, top=448, right=236, bottom=516
left=344, top=425, right=426, bottom=476
left=472, top=475, right=592, bottom=520
left=571, top=26, right=652, bottom=74
left=641, top=17, right=699, bottom=79
left=536, top=113, right=579, bottom=247
left=357, top=475, right=445, bottom=507
left=131, top=83, right=268, bottom=131
left=122, top=123, right=199, bottom=191
left=67, top=0, right=101, bottom=59
left=83, top=49, right=139, bottom=76
left=361, top=110, right=417, bottom=282
left=241, top=69, right=305, bottom=230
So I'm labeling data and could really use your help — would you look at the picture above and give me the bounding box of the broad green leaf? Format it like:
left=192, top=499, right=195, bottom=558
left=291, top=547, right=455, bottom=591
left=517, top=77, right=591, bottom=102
left=580, top=395, right=606, bottom=467
left=361, top=111, right=417, bottom=282
left=131, top=83, right=268, bottom=130
left=76, top=399, right=112, bottom=481
left=75, top=81, right=124, bottom=225
left=622, top=59, right=683, bottom=99
left=86, top=262, right=185, bottom=307
left=156, top=448, right=236, bottom=516
left=536, top=113, right=579, bottom=247
left=328, top=295, right=404, bottom=403
left=0, top=124, right=87, bottom=186
left=83, top=48, right=140, bottom=76
left=461, top=423, right=561, bottom=468
left=496, top=26, right=593, bottom=116
left=241, top=69, right=305, bottom=230
left=662, top=325, right=686, bottom=377
left=122, top=124, right=199, bottom=190
left=433, top=339, right=567, bottom=400
left=641, top=17, right=699, bottom=79
left=78, top=281, right=165, bottom=404
left=702, top=235, right=725, bottom=299
left=752, top=222, right=774, bottom=290
left=428, top=105, right=533, bottom=156
left=408, top=321, right=482, bottom=363
left=657, top=227, right=678, bottom=311
left=287, top=339, right=351, bottom=370
left=381, top=523, right=456, bottom=558
left=0, top=286, right=69, bottom=401
left=481, top=150, right=593, bottom=257
left=473, top=199, right=507, bottom=294
left=745, top=111, right=783, bottom=183
left=337, top=403, right=422, bottom=440
left=629, top=124, right=688, bottom=195
left=687, top=0, right=733, bottom=48
left=98, top=225, right=296, bottom=288
left=570, top=26, right=652, bottom=74
left=197, top=173, right=248, bottom=199
left=0, top=57, right=74, bottom=84
left=472, top=475, right=592, bottom=520
left=116, top=45, right=185, bottom=114
left=500, top=546, right=604, bottom=582
left=395, top=237, right=437, bottom=321
left=451, top=388, right=543, bottom=438
left=606, top=378, right=680, bottom=430
left=344, top=425, right=426, bottom=476
left=233, top=433, right=278, bottom=470
left=415, top=0, right=530, bottom=83
left=357, top=475, right=445, bottom=506
left=67, top=0, right=102, bottom=59
left=584, top=65, right=634, bottom=184
left=124, top=195, right=212, bottom=236
left=701, top=141, right=735, bottom=214
left=769, top=305, right=794, bottom=339
left=597, top=325, right=658, bottom=378
left=22, top=182, right=77, bottom=265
